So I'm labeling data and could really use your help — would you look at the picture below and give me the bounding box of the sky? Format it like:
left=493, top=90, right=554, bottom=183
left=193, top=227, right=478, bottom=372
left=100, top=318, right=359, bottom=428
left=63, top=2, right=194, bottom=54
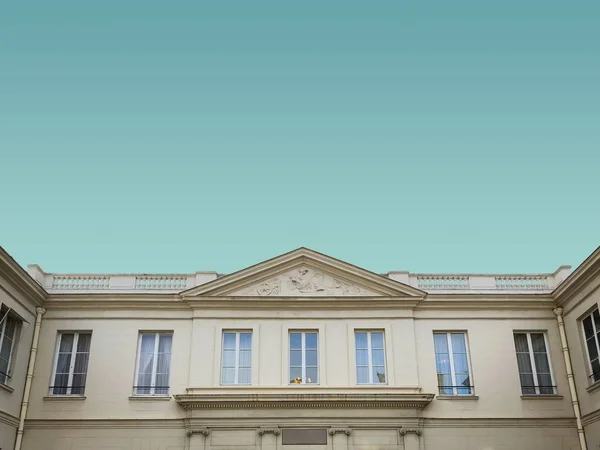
left=0, top=1, right=599, bottom=275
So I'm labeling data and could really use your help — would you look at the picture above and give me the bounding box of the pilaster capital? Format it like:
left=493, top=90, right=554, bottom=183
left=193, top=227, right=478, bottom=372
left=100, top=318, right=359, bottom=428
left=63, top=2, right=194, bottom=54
left=400, top=428, right=422, bottom=436
left=328, top=427, right=352, bottom=436
left=187, top=428, right=210, bottom=437
left=258, top=427, right=281, bottom=436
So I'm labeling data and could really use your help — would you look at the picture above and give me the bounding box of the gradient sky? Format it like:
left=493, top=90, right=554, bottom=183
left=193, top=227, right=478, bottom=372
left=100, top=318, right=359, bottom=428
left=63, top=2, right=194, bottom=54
left=1, top=1, right=599, bottom=275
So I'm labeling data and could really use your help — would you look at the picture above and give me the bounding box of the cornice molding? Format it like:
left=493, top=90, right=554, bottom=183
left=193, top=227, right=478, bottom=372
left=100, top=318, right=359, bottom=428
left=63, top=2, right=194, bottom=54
left=0, top=246, right=46, bottom=306
left=24, top=419, right=185, bottom=429
left=0, top=409, right=20, bottom=428
left=581, top=407, right=600, bottom=427
left=553, top=246, right=600, bottom=307
left=422, top=417, right=576, bottom=428
left=173, top=392, right=434, bottom=410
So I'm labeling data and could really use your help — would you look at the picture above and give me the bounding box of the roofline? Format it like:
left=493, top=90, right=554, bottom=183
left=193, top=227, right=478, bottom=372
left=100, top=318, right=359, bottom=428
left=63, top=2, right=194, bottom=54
left=552, top=246, right=600, bottom=305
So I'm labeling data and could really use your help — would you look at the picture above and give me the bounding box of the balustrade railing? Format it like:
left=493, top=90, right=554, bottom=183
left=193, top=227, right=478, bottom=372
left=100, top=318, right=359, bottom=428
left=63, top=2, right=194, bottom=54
left=417, top=276, right=470, bottom=290
left=494, top=276, right=549, bottom=290
left=52, top=276, right=110, bottom=290
left=135, top=276, right=188, bottom=290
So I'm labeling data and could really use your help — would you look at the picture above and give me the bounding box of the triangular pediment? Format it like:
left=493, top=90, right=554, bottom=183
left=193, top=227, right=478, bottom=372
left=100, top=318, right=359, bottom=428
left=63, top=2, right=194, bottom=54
left=182, top=248, right=425, bottom=298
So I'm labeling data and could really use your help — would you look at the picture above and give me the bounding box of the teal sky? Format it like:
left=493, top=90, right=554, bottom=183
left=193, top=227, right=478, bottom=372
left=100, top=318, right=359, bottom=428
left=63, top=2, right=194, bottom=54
left=1, top=1, right=599, bottom=275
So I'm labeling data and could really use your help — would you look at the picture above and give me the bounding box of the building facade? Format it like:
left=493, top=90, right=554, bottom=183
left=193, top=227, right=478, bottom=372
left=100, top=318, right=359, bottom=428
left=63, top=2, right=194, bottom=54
left=1, top=246, right=600, bottom=450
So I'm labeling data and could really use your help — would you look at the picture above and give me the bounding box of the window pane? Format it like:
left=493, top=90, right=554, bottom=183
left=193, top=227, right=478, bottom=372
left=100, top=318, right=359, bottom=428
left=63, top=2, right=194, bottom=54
left=455, top=373, right=471, bottom=394
left=59, top=334, right=74, bottom=353
left=136, top=373, right=152, bottom=394
left=155, top=373, right=169, bottom=393
left=0, top=358, right=8, bottom=381
left=157, top=353, right=171, bottom=375
left=306, top=350, right=318, bottom=366
left=453, top=354, right=469, bottom=375
left=238, top=368, right=251, bottom=384
left=373, top=366, right=386, bottom=384
left=290, top=367, right=302, bottom=383
left=223, top=333, right=236, bottom=350
left=372, top=349, right=385, bottom=366
left=0, top=340, right=12, bottom=362
left=355, top=333, right=368, bottom=349
left=584, top=316, right=595, bottom=339
left=438, top=373, right=453, bottom=394
left=434, top=334, right=449, bottom=354
left=76, top=334, right=91, bottom=353
left=73, top=352, right=89, bottom=375
left=222, top=368, right=235, bottom=384
left=240, top=333, right=252, bottom=350
left=305, top=333, right=318, bottom=349
left=534, top=353, right=550, bottom=374
left=71, top=374, right=86, bottom=394
left=290, top=350, right=302, bottom=366
left=514, top=333, right=529, bottom=353
left=158, top=334, right=172, bottom=353
left=239, top=350, right=251, bottom=368
left=371, top=332, right=384, bottom=349
left=290, top=333, right=302, bottom=349
left=520, top=373, right=536, bottom=394
left=4, top=316, right=17, bottom=339
left=451, top=333, right=467, bottom=353
left=56, top=353, right=71, bottom=374
left=435, top=352, right=451, bottom=375
left=357, top=366, right=369, bottom=383
left=516, top=353, right=533, bottom=374
left=305, top=367, right=318, bottom=384
left=356, top=349, right=369, bottom=366
left=140, top=334, right=155, bottom=353
left=537, top=373, right=553, bottom=391
left=530, top=333, right=546, bottom=353
left=52, top=374, right=69, bottom=395
left=138, top=352, right=154, bottom=374
left=587, top=337, right=599, bottom=361
left=223, top=350, right=236, bottom=367
left=592, top=359, right=600, bottom=380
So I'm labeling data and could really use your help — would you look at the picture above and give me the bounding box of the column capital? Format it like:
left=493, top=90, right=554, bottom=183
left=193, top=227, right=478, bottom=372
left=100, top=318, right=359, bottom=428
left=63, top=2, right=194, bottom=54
left=36, top=307, right=46, bottom=316
left=258, top=427, right=281, bottom=436
left=187, top=428, right=210, bottom=437
left=400, top=428, right=422, bottom=436
left=553, top=307, right=564, bottom=317
left=328, top=427, right=352, bottom=436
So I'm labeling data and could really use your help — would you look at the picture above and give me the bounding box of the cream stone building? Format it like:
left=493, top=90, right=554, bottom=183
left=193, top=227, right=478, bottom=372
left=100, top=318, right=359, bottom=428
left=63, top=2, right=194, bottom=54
left=2, top=246, right=600, bottom=450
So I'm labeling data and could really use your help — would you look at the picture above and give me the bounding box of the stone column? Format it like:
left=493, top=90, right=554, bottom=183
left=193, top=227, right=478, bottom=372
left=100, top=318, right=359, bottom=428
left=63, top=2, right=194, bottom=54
left=328, top=427, right=351, bottom=450
left=187, top=428, right=210, bottom=450
left=399, top=428, right=421, bottom=450
left=258, top=427, right=280, bottom=450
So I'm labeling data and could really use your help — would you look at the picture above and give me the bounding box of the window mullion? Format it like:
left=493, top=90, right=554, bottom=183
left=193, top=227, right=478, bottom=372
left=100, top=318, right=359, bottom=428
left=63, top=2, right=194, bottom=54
left=151, top=333, right=160, bottom=395
left=447, top=334, right=457, bottom=395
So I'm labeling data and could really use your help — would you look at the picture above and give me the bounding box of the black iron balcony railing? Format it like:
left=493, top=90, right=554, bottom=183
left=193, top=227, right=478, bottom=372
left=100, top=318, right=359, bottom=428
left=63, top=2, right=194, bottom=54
left=49, top=385, right=86, bottom=395
left=520, top=385, right=557, bottom=394
left=438, top=385, right=475, bottom=394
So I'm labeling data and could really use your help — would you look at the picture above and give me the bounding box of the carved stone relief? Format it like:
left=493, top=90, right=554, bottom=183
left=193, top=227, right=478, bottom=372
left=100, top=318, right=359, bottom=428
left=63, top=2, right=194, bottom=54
left=232, top=266, right=378, bottom=296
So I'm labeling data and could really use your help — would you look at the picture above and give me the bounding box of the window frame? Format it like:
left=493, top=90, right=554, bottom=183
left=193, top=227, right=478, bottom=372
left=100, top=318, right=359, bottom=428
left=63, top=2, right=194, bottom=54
left=581, top=308, right=600, bottom=384
left=354, top=330, right=387, bottom=385
left=221, top=330, right=252, bottom=385
left=49, top=331, right=92, bottom=396
left=0, top=306, right=21, bottom=386
left=513, top=331, right=556, bottom=395
left=433, top=331, right=474, bottom=396
left=289, top=330, right=319, bottom=385
left=133, top=331, right=173, bottom=397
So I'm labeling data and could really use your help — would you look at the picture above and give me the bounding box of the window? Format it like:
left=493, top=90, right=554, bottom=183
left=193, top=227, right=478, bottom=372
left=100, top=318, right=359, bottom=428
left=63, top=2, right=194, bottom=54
left=0, top=306, right=21, bottom=385
left=582, top=309, right=600, bottom=383
left=222, top=331, right=252, bottom=385
left=355, top=331, right=386, bottom=384
left=50, top=332, right=91, bottom=395
left=289, top=331, right=318, bottom=384
left=434, top=332, right=473, bottom=395
left=513, top=332, right=555, bottom=395
left=134, top=332, right=172, bottom=396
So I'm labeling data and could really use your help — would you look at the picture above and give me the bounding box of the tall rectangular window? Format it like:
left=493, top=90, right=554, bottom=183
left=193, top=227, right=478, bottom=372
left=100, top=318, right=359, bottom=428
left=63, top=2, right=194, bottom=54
left=355, top=331, right=386, bottom=384
left=134, top=332, right=172, bottom=396
left=289, top=331, right=318, bottom=384
left=513, top=332, right=555, bottom=395
left=582, top=309, right=600, bottom=382
left=434, top=332, right=473, bottom=395
left=222, top=331, right=252, bottom=385
left=0, top=306, right=21, bottom=385
left=50, top=332, right=91, bottom=395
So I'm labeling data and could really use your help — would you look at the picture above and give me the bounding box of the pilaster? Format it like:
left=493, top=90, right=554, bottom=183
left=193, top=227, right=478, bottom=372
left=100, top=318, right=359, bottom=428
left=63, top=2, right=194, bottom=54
left=328, top=427, right=351, bottom=450
left=258, top=427, right=280, bottom=450
left=187, top=427, right=210, bottom=450
left=399, top=428, right=421, bottom=450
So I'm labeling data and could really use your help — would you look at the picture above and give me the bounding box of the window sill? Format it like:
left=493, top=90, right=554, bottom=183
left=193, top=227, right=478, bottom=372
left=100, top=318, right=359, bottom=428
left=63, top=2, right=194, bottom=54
left=0, top=383, right=14, bottom=394
left=129, top=395, right=171, bottom=401
left=436, top=395, right=479, bottom=400
left=521, top=394, right=563, bottom=400
left=43, top=396, right=86, bottom=401
left=587, top=380, right=600, bottom=394
left=435, top=394, right=479, bottom=400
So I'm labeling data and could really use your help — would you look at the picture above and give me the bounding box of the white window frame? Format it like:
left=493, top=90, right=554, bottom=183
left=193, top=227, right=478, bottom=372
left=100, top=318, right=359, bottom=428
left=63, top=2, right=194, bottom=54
left=513, top=331, right=556, bottom=395
left=433, top=332, right=474, bottom=395
left=0, top=306, right=20, bottom=385
left=49, top=331, right=91, bottom=396
left=221, top=331, right=252, bottom=385
left=581, top=308, right=600, bottom=383
left=289, top=331, right=319, bottom=385
left=355, top=330, right=387, bottom=385
left=133, top=332, right=172, bottom=396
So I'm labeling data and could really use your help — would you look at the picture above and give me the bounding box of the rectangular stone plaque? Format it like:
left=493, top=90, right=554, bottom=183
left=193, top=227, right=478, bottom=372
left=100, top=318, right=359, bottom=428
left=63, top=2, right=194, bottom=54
left=282, top=429, right=327, bottom=445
